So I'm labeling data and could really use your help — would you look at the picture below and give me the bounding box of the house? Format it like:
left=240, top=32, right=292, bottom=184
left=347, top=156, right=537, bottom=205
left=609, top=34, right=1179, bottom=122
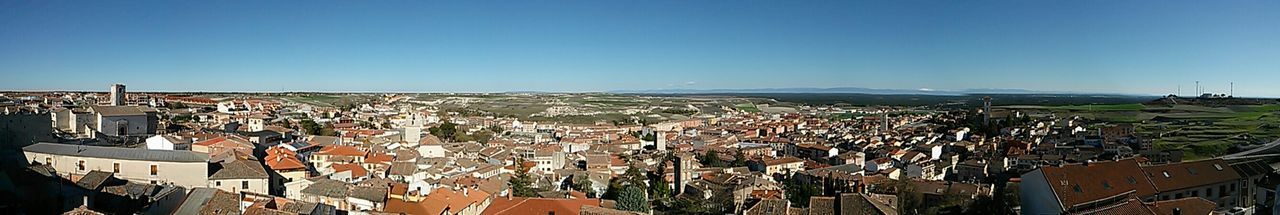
left=207, top=159, right=270, bottom=194
left=1021, top=158, right=1244, bottom=214
left=300, top=179, right=355, bottom=211
left=145, top=134, right=190, bottom=150
left=383, top=187, right=493, bottom=215
left=749, top=156, right=805, bottom=177
left=348, top=186, right=389, bottom=212
left=481, top=191, right=600, bottom=215
left=172, top=188, right=241, bottom=215
left=191, top=135, right=254, bottom=155
left=1142, top=159, right=1243, bottom=209
left=84, top=105, right=156, bottom=138
left=310, top=145, right=367, bottom=169
left=953, top=159, right=988, bottom=182
left=1020, top=159, right=1158, bottom=215
left=864, top=157, right=896, bottom=173
left=23, top=142, right=209, bottom=189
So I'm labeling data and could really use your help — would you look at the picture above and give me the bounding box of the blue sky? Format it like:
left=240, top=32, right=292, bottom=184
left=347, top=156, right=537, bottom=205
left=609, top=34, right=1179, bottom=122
left=1, top=1, right=1277, bottom=96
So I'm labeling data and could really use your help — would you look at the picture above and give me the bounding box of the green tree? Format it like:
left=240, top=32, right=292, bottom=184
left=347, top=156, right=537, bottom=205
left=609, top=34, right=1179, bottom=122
left=509, top=159, right=544, bottom=197
left=641, top=133, right=657, bottom=142
left=300, top=119, right=323, bottom=135
left=571, top=174, right=597, bottom=198
left=649, top=161, right=672, bottom=203
left=616, top=186, right=650, bottom=213
left=783, top=176, right=819, bottom=206
left=668, top=196, right=710, bottom=215
left=428, top=121, right=458, bottom=141
left=319, top=123, right=338, bottom=136
left=733, top=150, right=747, bottom=166
left=701, top=151, right=724, bottom=167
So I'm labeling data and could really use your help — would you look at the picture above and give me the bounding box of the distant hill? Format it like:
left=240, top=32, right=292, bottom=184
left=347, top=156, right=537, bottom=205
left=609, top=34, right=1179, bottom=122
left=612, top=87, right=1100, bottom=96
left=642, top=92, right=1158, bottom=107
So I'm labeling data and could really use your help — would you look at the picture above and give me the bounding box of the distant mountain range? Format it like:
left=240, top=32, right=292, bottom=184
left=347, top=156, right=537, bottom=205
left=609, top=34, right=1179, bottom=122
left=611, top=87, right=1064, bottom=96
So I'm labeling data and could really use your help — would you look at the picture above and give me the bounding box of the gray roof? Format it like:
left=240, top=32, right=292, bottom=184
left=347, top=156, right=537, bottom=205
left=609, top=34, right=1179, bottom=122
left=349, top=186, right=388, bottom=202
left=209, top=160, right=270, bottom=180
left=24, top=142, right=208, bottom=163
left=301, top=179, right=350, bottom=198
left=173, top=187, right=240, bottom=215
left=90, top=105, right=146, bottom=116
left=76, top=170, right=115, bottom=190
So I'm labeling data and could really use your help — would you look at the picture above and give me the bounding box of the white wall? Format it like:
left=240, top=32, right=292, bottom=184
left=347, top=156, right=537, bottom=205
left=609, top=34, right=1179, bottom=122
left=209, top=178, right=269, bottom=194
left=25, top=151, right=209, bottom=189
left=97, top=114, right=149, bottom=136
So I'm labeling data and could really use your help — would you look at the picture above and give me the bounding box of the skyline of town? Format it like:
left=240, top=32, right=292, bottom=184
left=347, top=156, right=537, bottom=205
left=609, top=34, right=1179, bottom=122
left=3, top=1, right=1279, bottom=96
left=3, top=1, right=1279, bottom=215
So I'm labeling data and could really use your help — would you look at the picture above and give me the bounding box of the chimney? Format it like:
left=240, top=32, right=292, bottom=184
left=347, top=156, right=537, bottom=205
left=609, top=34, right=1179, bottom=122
left=463, top=187, right=469, bottom=197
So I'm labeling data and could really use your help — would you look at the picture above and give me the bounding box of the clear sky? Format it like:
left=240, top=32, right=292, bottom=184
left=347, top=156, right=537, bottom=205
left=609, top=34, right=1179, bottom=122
left=1, top=1, right=1277, bottom=96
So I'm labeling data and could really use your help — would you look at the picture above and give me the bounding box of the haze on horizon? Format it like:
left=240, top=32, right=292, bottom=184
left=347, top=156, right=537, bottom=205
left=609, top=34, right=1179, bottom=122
left=1, top=1, right=1278, bottom=97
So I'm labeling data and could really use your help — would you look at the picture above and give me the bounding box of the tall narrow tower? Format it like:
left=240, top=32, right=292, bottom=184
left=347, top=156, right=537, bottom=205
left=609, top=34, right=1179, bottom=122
left=110, top=83, right=126, bottom=106
left=982, top=96, right=992, bottom=125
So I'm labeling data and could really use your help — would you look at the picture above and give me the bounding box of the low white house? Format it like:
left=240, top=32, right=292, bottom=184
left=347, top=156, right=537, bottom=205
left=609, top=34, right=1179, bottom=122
left=146, top=135, right=190, bottom=150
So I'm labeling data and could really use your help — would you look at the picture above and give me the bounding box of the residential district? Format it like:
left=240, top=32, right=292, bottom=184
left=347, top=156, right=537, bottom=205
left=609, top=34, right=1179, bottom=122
left=0, top=84, right=1277, bottom=215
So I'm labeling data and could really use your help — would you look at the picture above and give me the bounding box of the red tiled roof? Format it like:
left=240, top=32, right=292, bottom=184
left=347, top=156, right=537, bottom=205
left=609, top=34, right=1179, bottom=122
left=482, top=194, right=600, bottom=215
left=365, top=153, right=394, bottom=164
left=1037, top=159, right=1157, bottom=210
left=316, top=145, right=366, bottom=157
left=264, top=154, right=307, bottom=171
left=1140, top=159, right=1241, bottom=192
left=384, top=188, right=491, bottom=215
left=331, top=163, right=368, bottom=177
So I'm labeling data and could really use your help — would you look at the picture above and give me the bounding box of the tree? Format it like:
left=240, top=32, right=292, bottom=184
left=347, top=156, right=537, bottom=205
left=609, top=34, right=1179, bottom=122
left=700, top=151, right=724, bottom=167
left=300, top=119, right=323, bottom=135
left=616, top=186, right=650, bottom=213
left=319, top=123, right=338, bottom=136
left=510, top=160, right=543, bottom=197
left=571, top=174, right=597, bottom=198
left=668, top=196, right=709, bottom=215
left=649, top=160, right=672, bottom=204
left=782, top=176, right=819, bottom=206
left=428, top=121, right=458, bottom=141
left=641, top=133, right=657, bottom=142
left=733, top=150, right=747, bottom=166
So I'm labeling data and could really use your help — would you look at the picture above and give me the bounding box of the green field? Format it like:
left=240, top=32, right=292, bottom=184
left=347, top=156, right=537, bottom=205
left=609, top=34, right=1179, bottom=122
left=1015, top=104, right=1280, bottom=159
left=735, top=103, right=761, bottom=113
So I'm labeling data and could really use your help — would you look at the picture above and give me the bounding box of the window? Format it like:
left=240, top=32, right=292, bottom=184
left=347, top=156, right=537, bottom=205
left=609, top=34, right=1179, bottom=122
left=1192, top=190, right=1199, bottom=197
left=242, top=181, right=249, bottom=189
left=78, top=160, right=85, bottom=171
left=1220, top=185, right=1227, bottom=197
left=45, top=157, right=52, bottom=165
left=216, top=181, right=221, bottom=186
left=1126, top=176, right=1137, bottom=184
left=150, top=164, right=158, bottom=176
left=113, top=163, right=120, bottom=173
